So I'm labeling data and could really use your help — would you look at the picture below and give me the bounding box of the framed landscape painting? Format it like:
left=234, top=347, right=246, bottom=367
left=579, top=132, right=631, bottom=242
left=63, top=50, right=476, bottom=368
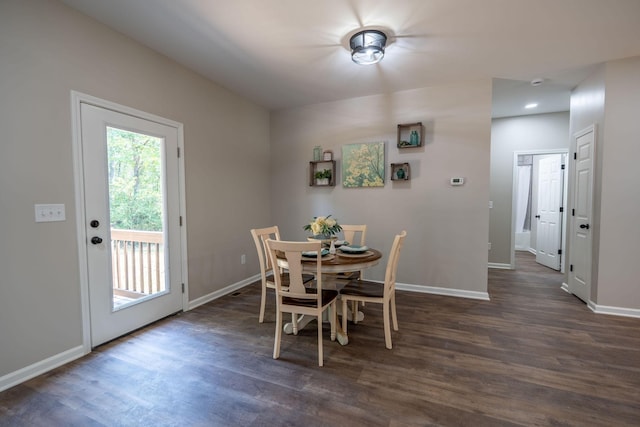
left=342, top=142, right=385, bottom=188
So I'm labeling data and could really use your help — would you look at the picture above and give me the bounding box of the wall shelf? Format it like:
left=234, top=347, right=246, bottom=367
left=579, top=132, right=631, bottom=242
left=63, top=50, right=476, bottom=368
left=391, top=163, right=410, bottom=181
left=309, top=160, right=336, bottom=186
left=397, top=122, right=423, bottom=148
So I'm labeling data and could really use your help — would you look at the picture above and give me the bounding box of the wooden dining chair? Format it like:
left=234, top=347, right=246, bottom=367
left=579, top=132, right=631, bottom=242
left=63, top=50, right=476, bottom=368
left=337, top=224, right=367, bottom=280
left=250, top=226, right=313, bottom=323
left=265, top=239, right=338, bottom=367
left=335, top=224, right=368, bottom=317
left=341, top=224, right=367, bottom=247
left=340, top=230, right=407, bottom=349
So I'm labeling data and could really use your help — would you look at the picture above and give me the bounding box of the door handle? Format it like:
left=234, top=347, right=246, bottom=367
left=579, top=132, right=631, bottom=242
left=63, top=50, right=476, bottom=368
left=535, top=215, right=540, bottom=219
left=579, top=224, right=590, bottom=230
left=91, top=236, right=103, bottom=244
left=90, top=220, right=100, bottom=228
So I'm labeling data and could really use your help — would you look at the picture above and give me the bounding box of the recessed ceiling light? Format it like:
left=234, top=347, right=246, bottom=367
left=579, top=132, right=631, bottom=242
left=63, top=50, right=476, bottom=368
left=525, top=103, right=538, bottom=109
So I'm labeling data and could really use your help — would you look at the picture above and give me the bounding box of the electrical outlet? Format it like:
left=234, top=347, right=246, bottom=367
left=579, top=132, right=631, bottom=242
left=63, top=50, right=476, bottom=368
left=488, top=242, right=492, bottom=250
left=35, top=204, right=66, bottom=222
left=241, top=254, right=246, bottom=265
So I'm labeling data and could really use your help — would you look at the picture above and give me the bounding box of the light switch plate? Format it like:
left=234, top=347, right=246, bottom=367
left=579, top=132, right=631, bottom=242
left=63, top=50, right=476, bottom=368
left=35, top=204, right=66, bottom=222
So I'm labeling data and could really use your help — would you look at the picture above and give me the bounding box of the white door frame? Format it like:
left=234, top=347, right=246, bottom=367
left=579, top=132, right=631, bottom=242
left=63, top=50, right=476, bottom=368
left=510, top=149, right=568, bottom=270
left=70, top=91, right=189, bottom=353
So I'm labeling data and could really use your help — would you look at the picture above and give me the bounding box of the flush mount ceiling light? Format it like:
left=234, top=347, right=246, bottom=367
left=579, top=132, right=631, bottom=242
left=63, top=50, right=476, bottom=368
left=350, top=29, right=387, bottom=65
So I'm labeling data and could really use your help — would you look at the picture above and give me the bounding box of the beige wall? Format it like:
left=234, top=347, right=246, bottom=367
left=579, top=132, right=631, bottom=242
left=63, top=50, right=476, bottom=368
left=598, top=57, right=640, bottom=308
left=568, top=57, right=640, bottom=309
left=489, top=112, right=570, bottom=266
left=270, top=81, right=492, bottom=293
left=0, top=0, right=269, bottom=377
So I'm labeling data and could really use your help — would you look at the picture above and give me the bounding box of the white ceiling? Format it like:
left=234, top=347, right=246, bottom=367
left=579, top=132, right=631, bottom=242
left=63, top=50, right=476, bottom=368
left=61, top=0, right=640, bottom=115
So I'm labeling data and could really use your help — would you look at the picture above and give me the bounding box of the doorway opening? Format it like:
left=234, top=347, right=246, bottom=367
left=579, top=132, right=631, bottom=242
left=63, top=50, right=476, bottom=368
left=511, top=149, right=568, bottom=272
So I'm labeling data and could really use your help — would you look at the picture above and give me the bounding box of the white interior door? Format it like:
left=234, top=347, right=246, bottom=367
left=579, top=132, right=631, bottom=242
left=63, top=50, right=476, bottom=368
left=535, top=154, right=563, bottom=270
left=568, top=126, right=595, bottom=303
left=80, top=102, right=184, bottom=347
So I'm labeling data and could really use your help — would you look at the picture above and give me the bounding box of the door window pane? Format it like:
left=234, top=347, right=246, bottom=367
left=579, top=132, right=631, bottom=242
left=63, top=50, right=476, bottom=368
left=106, top=127, right=166, bottom=310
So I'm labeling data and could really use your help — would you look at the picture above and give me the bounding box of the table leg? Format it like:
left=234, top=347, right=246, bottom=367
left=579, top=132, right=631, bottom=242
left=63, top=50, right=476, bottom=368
left=329, top=303, right=349, bottom=345
left=335, top=323, right=349, bottom=346
left=283, top=314, right=313, bottom=334
left=347, top=310, right=365, bottom=322
left=283, top=311, right=350, bottom=346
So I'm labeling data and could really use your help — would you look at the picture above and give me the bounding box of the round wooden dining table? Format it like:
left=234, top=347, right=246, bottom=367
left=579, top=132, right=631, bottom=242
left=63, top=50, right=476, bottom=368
left=299, top=248, right=382, bottom=273
left=276, top=248, right=383, bottom=345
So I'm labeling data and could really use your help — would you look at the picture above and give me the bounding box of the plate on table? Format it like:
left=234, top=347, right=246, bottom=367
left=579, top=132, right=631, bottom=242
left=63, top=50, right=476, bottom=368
left=302, top=253, right=335, bottom=262
left=333, top=240, right=349, bottom=248
left=339, top=245, right=369, bottom=254
left=337, top=250, right=374, bottom=259
left=302, top=248, right=330, bottom=258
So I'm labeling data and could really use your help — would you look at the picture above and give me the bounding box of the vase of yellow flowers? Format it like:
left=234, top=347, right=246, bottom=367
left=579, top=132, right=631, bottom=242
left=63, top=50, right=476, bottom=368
left=303, top=215, right=342, bottom=240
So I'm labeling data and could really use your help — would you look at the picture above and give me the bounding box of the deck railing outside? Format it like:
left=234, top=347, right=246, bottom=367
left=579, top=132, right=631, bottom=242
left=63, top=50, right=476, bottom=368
left=111, top=229, right=165, bottom=302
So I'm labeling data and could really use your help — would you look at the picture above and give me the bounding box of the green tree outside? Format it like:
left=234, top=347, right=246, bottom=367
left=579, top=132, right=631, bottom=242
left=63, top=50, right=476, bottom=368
left=107, top=127, right=163, bottom=232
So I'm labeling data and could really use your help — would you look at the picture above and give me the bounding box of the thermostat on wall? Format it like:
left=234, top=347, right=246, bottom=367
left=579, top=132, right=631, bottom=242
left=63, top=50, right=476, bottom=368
left=450, top=177, right=464, bottom=186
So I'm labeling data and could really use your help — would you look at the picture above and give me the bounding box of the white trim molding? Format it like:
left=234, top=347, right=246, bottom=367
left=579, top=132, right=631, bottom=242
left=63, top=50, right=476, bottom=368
left=188, top=274, right=261, bottom=311
left=589, top=302, right=640, bottom=319
left=488, top=262, right=512, bottom=270
left=562, top=283, right=640, bottom=319
left=0, top=346, right=86, bottom=393
left=396, top=282, right=490, bottom=301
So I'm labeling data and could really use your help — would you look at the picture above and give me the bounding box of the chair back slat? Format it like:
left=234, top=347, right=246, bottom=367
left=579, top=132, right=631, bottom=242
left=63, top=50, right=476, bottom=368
left=266, top=239, right=322, bottom=302
left=251, top=226, right=281, bottom=274
left=384, top=231, right=407, bottom=296
left=251, top=226, right=285, bottom=323
left=341, top=224, right=367, bottom=246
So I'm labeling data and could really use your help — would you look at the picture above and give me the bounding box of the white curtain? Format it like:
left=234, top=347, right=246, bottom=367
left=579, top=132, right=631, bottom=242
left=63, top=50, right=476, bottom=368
left=515, top=165, right=531, bottom=233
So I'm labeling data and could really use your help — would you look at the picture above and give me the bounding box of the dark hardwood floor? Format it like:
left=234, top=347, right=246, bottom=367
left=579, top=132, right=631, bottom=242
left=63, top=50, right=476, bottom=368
left=2, top=252, right=639, bottom=426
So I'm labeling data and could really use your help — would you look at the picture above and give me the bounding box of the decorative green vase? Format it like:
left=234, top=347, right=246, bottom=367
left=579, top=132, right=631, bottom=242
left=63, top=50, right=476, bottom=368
left=410, top=130, right=419, bottom=146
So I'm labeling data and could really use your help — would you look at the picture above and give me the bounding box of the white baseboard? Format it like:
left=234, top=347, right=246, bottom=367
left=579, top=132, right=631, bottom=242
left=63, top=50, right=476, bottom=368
left=488, top=262, right=512, bottom=270
left=396, top=282, right=490, bottom=301
left=187, top=274, right=261, bottom=310
left=188, top=275, right=492, bottom=310
left=561, top=283, right=640, bottom=318
left=589, top=302, right=640, bottom=318
left=0, top=345, right=86, bottom=393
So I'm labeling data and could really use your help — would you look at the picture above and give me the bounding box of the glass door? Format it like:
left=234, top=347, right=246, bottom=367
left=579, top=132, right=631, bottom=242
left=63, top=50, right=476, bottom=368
left=80, top=103, right=183, bottom=347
